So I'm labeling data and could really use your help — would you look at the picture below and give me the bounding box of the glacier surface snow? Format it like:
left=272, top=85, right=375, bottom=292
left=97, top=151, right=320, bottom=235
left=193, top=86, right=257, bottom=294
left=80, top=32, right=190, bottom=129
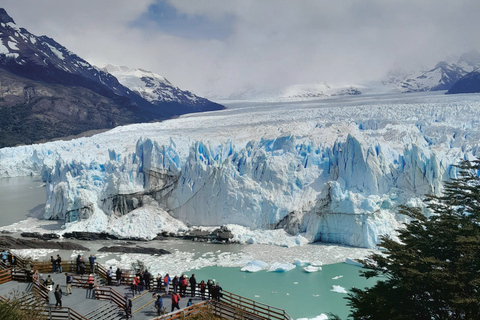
left=1, top=92, right=480, bottom=248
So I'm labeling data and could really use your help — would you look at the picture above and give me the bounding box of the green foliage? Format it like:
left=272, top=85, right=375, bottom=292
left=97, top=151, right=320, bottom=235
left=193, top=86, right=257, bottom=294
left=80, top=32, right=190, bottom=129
left=347, top=159, right=480, bottom=320
left=0, top=290, right=46, bottom=320
left=131, top=259, right=146, bottom=273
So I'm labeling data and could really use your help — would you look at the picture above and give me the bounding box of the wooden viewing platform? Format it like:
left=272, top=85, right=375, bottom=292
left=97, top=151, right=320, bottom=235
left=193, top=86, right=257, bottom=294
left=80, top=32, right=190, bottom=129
left=0, top=254, right=293, bottom=320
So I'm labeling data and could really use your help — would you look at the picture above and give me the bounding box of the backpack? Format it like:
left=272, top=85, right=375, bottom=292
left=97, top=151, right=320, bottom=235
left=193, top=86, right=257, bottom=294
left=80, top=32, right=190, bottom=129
left=182, top=278, right=188, bottom=286
left=164, top=276, right=169, bottom=284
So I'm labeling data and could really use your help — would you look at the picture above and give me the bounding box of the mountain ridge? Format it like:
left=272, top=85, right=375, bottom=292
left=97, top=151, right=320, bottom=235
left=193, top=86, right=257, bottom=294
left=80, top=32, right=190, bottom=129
left=0, top=8, right=223, bottom=148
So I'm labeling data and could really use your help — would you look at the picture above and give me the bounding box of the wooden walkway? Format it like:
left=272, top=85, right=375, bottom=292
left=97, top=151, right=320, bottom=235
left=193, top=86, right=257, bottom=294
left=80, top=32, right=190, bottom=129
left=0, top=256, right=292, bottom=320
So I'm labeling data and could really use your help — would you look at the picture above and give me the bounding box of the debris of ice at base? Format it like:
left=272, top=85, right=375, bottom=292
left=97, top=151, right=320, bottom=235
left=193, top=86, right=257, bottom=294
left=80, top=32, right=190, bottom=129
left=267, top=262, right=296, bottom=272
left=11, top=249, right=56, bottom=260
left=332, top=275, right=343, bottom=280
left=293, top=282, right=298, bottom=284
left=303, top=265, right=321, bottom=273
left=254, top=295, right=260, bottom=298
left=297, top=314, right=329, bottom=320
left=241, top=260, right=269, bottom=272
left=345, top=258, right=364, bottom=267
left=331, top=285, right=348, bottom=293
left=310, top=260, right=323, bottom=267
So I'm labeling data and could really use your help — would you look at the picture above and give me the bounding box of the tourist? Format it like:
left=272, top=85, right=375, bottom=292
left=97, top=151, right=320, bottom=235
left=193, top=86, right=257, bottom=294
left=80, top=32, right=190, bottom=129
left=0, top=250, right=7, bottom=265
left=164, top=274, right=171, bottom=294
left=131, top=276, right=139, bottom=296
left=45, top=275, right=54, bottom=290
left=179, top=275, right=187, bottom=297
left=88, top=254, right=96, bottom=273
left=25, top=262, right=32, bottom=282
left=187, top=298, right=193, bottom=307
left=54, top=284, right=62, bottom=307
left=87, top=274, right=95, bottom=299
left=207, top=279, right=214, bottom=299
left=199, top=280, right=206, bottom=300
left=171, top=292, right=181, bottom=312
left=189, top=274, right=197, bottom=297
left=156, top=273, right=162, bottom=292
left=116, top=267, right=122, bottom=286
left=65, top=273, right=73, bottom=295
left=79, top=259, right=86, bottom=275
left=172, top=275, right=179, bottom=294
left=144, top=269, right=151, bottom=290
left=214, top=283, right=223, bottom=302
left=76, top=254, right=81, bottom=274
left=56, top=254, right=62, bottom=273
left=107, top=266, right=113, bottom=285
left=50, top=256, right=56, bottom=273
left=125, top=297, right=132, bottom=319
left=154, top=295, right=163, bottom=316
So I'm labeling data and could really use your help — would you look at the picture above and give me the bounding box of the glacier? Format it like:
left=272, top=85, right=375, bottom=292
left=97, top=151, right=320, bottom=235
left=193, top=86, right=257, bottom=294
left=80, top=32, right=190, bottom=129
left=1, top=91, right=480, bottom=248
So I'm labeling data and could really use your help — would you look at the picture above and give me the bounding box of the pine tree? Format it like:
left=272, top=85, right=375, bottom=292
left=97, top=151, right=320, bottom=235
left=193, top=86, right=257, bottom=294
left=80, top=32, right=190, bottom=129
left=346, top=159, right=480, bottom=320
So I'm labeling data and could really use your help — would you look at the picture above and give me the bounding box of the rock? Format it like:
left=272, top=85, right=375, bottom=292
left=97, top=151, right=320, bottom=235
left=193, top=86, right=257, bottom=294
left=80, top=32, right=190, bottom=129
left=21, top=232, right=60, bottom=240
left=98, top=246, right=170, bottom=255
left=0, top=236, right=88, bottom=250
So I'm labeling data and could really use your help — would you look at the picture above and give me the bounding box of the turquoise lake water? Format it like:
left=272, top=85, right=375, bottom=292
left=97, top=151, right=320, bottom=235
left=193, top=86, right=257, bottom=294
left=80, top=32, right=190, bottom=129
left=193, top=263, right=379, bottom=319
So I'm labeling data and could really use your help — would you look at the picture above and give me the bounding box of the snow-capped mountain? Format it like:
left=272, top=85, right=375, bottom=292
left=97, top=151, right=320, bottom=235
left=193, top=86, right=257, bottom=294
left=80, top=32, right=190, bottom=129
left=0, top=8, right=224, bottom=147
left=395, top=51, right=480, bottom=92
left=103, top=64, right=223, bottom=114
left=2, top=92, right=480, bottom=248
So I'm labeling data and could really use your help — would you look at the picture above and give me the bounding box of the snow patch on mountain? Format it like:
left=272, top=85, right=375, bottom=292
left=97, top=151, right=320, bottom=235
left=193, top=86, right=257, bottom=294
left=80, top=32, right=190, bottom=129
left=102, top=64, right=211, bottom=106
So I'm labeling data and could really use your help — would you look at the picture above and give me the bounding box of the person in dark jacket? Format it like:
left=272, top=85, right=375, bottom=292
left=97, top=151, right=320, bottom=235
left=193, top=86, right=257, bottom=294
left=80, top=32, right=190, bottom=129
left=144, top=269, right=151, bottom=290
left=116, top=267, right=122, bottom=286
left=88, top=254, right=96, bottom=273
left=189, top=274, right=197, bottom=297
left=54, top=284, right=63, bottom=307
left=207, top=279, right=214, bottom=299
left=172, top=275, right=179, bottom=294
left=214, top=283, right=223, bottom=302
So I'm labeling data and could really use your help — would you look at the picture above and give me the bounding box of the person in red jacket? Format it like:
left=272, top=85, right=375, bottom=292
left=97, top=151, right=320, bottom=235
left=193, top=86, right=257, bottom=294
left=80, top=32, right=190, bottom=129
left=171, top=292, right=181, bottom=312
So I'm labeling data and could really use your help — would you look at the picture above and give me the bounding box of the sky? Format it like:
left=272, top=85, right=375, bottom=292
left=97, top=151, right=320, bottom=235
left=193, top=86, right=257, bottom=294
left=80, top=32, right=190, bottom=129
left=2, top=0, right=480, bottom=98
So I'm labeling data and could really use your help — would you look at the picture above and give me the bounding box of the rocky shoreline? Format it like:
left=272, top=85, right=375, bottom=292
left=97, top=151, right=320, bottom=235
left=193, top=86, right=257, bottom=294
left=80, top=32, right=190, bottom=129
left=2, top=226, right=235, bottom=255
left=0, top=235, right=88, bottom=250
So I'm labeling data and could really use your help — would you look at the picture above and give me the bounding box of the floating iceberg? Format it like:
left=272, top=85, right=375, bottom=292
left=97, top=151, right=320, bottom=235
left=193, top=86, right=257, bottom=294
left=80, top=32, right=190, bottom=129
left=267, top=262, right=296, bottom=272
left=241, top=260, right=269, bottom=272
left=331, top=285, right=348, bottom=294
left=303, top=266, right=321, bottom=273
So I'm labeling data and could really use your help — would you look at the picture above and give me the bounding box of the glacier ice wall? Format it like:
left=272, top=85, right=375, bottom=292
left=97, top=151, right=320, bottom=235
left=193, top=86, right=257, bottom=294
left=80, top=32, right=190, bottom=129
left=1, top=93, right=480, bottom=247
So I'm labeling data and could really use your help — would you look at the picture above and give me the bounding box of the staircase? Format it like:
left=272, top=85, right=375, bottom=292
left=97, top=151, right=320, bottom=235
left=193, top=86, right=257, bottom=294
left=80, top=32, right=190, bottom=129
left=84, top=303, right=124, bottom=320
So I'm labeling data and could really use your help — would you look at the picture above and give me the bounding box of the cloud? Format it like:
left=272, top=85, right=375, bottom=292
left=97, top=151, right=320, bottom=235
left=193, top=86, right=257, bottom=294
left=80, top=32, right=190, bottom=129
left=2, top=0, right=480, bottom=97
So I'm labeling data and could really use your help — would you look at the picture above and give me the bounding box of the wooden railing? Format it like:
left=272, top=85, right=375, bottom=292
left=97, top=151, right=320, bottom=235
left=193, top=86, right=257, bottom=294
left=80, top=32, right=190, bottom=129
left=152, top=301, right=210, bottom=320
left=94, top=286, right=126, bottom=310
left=32, top=281, right=50, bottom=303
left=213, top=290, right=293, bottom=320
left=42, top=306, right=89, bottom=320
left=0, top=268, right=12, bottom=285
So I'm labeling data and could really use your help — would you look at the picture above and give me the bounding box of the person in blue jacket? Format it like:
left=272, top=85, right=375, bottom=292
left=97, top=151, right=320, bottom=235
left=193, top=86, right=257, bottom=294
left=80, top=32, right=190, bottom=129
left=154, top=295, right=163, bottom=316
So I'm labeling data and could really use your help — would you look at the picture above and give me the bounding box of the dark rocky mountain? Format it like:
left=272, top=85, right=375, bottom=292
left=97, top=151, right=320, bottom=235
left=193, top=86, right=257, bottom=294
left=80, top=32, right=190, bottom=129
left=446, top=71, right=480, bottom=94
left=0, top=8, right=223, bottom=147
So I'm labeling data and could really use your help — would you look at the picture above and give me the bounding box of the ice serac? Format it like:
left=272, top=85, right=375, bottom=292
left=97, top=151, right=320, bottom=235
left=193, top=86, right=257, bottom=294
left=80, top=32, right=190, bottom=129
left=1, top=93, right=479, bottom=247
